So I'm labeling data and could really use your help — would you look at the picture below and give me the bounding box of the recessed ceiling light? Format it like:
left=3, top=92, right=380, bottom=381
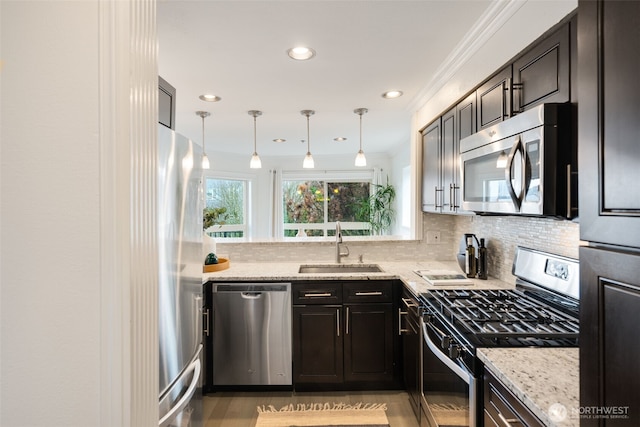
left=334, top=137, right=347, bottom=142
left=199, top=94, right=222, bottom=102
left=382, top=90, right=403, bottom=99
left=273, top=138, right=286, bottom=143
left=287, top=46, right=316, bottom=61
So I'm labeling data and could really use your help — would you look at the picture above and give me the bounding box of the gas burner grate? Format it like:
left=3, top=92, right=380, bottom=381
left=423, top=288, right=579, bottom=341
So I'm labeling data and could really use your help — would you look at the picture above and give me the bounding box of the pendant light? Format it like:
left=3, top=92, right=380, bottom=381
left=354, top=108, right=368, bottom=167
left=248, top=110, right=263, bottom=169
left=301, top=110, right=315, bottom=168
left=196, top=111, right=211, bottom=169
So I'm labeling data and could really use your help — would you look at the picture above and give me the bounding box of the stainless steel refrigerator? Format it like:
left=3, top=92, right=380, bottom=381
left=158, top=125, right=203, bottom=427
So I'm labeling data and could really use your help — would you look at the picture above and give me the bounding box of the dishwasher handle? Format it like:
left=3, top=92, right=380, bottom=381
left=241, top=292, right=263, bottom=299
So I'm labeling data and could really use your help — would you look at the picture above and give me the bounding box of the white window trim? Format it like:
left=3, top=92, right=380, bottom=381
left=204, top=172, right=254, bottom=239
left=281, top=169, right=375, bottom=238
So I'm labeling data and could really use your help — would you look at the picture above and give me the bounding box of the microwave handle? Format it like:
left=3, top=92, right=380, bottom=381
left=505, top=137, right=523, bottom=211
left=504, top=136, right=531, bottom=211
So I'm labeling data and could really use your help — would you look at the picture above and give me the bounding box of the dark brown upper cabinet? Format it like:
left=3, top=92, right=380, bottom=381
left=512, top=23, right=570, bottom=113
left=421, top=118, right=442, bottom=212
left=457, top=91, right=477, bottom=141
left=579, top=0, right=640, bottom=248
left=477, top=65, right=512, bottom=130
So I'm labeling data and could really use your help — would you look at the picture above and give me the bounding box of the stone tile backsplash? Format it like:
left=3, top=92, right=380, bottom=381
left=452, top=214, right=580, bottom=283
left=216, top=213, right=580, bottom=284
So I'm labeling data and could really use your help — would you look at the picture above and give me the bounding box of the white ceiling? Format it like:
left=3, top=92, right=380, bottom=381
left=157, top=0, right=497, bottom=158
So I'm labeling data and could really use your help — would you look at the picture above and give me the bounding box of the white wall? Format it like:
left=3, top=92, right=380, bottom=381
left=1, top=1, right=102, bottom=425
left=2, top=1, right=159, bottom=426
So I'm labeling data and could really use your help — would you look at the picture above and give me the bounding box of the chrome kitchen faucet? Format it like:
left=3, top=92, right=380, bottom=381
left=335, top=221, right=349, bottom=263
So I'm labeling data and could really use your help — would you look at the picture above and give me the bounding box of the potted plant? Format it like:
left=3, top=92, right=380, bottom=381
left=357, top=178, right=396, bottom=235
left=202, top=207, right=227, bottom=262
left=203, top=206, right=227, bottom=232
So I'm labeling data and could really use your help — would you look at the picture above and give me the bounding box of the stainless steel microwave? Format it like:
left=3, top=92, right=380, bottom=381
left=459, top=103, right=577, bottom=218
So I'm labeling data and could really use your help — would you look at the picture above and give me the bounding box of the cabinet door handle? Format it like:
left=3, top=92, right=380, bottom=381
left=449, top=183, right=454, bottom=211
left=452, top=183, right=460, bottom=210
left=355, top=291, right=382, bottom=296
left=336, top=308, right=340, bottom=337
left=398, top=308, right=409, bottom=335
left=345, top=306, right=350, bottom=335
left=304, top=292, right=332, bottom=298
left=504, top=77, right=512, bottom=118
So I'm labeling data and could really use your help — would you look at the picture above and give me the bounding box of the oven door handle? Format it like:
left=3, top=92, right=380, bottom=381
left=421, top=319, right=471, bottom=385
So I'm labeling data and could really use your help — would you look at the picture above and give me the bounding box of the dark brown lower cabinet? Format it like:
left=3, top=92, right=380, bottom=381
left=292, top=280, right=400, bottom=389
left=484, top=368, right=544, bottom=427
left=343, top=303, right=393, bottom=383
left=580, top=246, right=640, bottom=427
left=292, top=305, right=343, bottom=384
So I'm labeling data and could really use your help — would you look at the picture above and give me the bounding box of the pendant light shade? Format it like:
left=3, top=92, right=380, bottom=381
left=248, top=110, right=263, bottom=169
left=196, top=110, right=211, bottom=169
left=354, top=108, right=368, bottom=167
left=301, top=110, right=315, bottom=168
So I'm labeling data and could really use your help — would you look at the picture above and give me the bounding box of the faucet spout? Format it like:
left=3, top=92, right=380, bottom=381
left=335, top=221, right=349, bottom=263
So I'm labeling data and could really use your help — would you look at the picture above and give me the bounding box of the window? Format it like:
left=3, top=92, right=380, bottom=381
left=282, top=178, right=371, bottom=237
left=205, top=177, right=247, bottom=238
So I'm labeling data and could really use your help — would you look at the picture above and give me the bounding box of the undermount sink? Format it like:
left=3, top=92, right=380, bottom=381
left=298, top=264, right=383, bottom=274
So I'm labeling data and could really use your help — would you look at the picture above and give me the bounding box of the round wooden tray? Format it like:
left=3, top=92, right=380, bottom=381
left=203, top=257, right=229, bottom=273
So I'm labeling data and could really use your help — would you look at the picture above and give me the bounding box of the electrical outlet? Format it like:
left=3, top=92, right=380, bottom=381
left=426, top=231, right=441, bottom=244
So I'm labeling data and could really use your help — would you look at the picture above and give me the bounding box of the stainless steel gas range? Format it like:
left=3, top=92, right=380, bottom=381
left=418, top=246, right=580, bottom=427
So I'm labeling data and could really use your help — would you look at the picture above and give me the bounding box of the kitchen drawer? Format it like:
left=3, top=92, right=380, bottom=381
left=484, top=368, right=544, bottom=427
left=293, top=282, right=342, bottom=304
left=343, top=281, right=393, bottom=303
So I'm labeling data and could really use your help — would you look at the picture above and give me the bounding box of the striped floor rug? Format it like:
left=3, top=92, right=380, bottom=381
left=255, top=402, right=389, bottom=427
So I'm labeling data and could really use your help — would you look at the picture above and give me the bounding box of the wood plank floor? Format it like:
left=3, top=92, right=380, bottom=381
left=202, top=390, right=419, bottom=427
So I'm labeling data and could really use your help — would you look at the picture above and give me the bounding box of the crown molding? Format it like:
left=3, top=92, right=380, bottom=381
left=408, top=0, right=526, bottom=112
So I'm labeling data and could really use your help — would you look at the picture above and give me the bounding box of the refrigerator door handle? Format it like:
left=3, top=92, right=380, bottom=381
left=159, top=355, right=201, bottom=427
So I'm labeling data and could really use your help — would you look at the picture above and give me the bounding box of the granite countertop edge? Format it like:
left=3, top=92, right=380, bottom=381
left=202, top=260, right=514, bottom=294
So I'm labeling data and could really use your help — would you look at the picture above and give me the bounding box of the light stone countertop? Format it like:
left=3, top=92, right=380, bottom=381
left=203, top=260, right=514, bottom=295
left=478, top=347, right=580, bottom=427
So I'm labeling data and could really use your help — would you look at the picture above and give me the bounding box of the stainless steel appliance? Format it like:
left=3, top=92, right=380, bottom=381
left=212, top=282, right=292, bottom=386
left=459, top=103, right=576, bottom=217
left=419, top=247, right=579, bottom=427
left=158, top=125, right=204, bottom=427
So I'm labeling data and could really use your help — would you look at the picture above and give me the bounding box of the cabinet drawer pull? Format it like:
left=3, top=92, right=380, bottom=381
left=355, top=291, right=383, bottom=296
left=401, top=297, right=418, bottom=308
left=497, top=412, right=521, bottom=426
left=304, top=292, right=332, bottom=297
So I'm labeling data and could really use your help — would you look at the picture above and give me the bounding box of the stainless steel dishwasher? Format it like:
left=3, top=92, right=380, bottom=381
left=212, top=282, right=292, bottom=386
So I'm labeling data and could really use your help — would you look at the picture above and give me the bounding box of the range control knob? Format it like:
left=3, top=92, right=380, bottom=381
left=449, top=344, right=461, bottom=359
left=441, top=336, right=451, bottom=349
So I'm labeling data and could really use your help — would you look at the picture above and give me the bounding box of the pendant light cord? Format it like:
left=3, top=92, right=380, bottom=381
left=202, top=115, right=206, bottom=151
left=359, top=113, right=363, bottom=151
left=306, top=115, right=310, bottom=153
left=253, top=115, right=257, bottom=153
